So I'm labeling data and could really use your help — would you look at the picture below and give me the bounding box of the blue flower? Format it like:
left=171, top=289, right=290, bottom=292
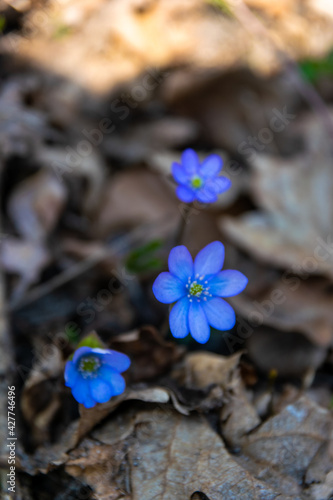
left=152, top=241, right=248, bottom=344
left=172, top=149, right=231, bottom=203
left=64, top=347, right=131, bottom=408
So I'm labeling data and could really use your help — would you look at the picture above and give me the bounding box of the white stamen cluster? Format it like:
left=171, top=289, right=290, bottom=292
left=78, top=356, right=101, bottom=379
left=185, top=274, right=212, bottom=302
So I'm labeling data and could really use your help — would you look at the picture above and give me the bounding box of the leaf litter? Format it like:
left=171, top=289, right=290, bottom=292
left=1, top=1, right=333, bottom=498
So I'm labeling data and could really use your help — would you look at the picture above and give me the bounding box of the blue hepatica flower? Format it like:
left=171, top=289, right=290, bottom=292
left=152, top=241, right=248, bottom=344
left=172, top=149, right=231, bottom=203
left=65, top=347, right=130, bottom=408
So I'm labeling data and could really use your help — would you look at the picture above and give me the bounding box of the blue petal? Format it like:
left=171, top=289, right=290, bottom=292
left=73, top=346, right=94, bottom=364
left=89, top=378, right=113, bottom=404
left=98, top=364, right=118, bottom=382
left=199, top=154, right=222, bottom=178
left=172, top=162, right=189, bottom=184
left=196, top=187, right=217, bottom=204
left=109, top=371, right=126, bottom=395
left=181, top=149, right=199, bottom=175
left=98, top=366, right=126, bottom=395
left=208, top=270, right=248, bottom=297
left=153, top=272, right=186, bottom=304
left=169, top=297, right=190, bottom=338
left=202, top=297, right=236, bottom=331
left=176, top=185, right=196, bottom=203
left=208, top=176, right=231, bottom=194
left=92, top=349, right=130, bottom=372
left=188, top=301, right=210, bottom=344
left=64, top=360, right=78, bottom=388
left=194, top=241, right=225, bottom=277
left=72, top=377, right=96, bottom=408
left=168, top=245, right=193, bottom=283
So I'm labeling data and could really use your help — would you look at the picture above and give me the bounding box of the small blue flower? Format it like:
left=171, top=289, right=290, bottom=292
left=172, top=149, right=231, bottom=203
left=65, top=347, right=130, bottom=408
left=152, top=241, right=248, bottom=344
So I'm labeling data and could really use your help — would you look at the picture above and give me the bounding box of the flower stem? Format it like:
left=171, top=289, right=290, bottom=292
left=174, top=203, right=191, bottom=246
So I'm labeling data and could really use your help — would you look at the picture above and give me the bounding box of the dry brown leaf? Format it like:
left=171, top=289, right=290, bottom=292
left=103, top=117, right=199, bottom=163
left=39, top=146, right=106, bottom=215
left=175, top=350, right=242, bottom=389
left=76, top=385, right=176, bottom=447
left=128, top=408, right=294, bottom=500
left=20, top=346, right=64, bottom=445
left=110, top=325, right=185, bottom=383
left=13, top=0, right=333, bottom=92
left=231, top=276, right=333, bottom=347
left=92, top=168, right=179, bottom=239
left=66, top=438, right=127, bottom=500
left=241, top=396, right=333, bottom=483
left=221, top=149, right=333, bottom=280
left=245, top=328, right=327, bottom=375
left=7, top=169, right=67, bottom=242
left=221, top=382, right=261, bottom=447
left=0, top=237, right=51, bottom=302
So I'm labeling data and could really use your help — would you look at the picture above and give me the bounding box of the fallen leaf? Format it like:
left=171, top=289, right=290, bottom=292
left=110, top=325, right=185, bottom=383
left=241, top=396, right=333, bottom=483
left=16, top=0, right=333, bottom=92
left=66, top=438, right=127, bottom=500
left=221, top=148, right=333, bottom=280
left=175, top=350, right=242, bottom=389
left=128, top=408, right=294, bottom=499
left=7, top=169, right=67, bottom=242
left=0, top=237, right=51, bottom=302
left=220, top=382, right=261, bottom=447
left=231, top=276, right=333, bottom=346
left=39, top=146, right=106, bottom=215
left=103, top=117, right=199, bottom=163
left=246, top=327, right=327, bottom=375
left=20, top=345, right=64, bottom=446
left=92, top=168, right=179, bottom=239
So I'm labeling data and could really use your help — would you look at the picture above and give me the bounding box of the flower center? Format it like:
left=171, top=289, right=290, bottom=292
left=191, top=176, right=203, bottom=189
left=186, top=275, right=212, bottom=302
left=78, top=356, right=101, bottom=378
left=189, top=282, right=203, bottom=296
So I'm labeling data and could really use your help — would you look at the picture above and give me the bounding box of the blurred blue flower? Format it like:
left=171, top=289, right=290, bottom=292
left=152, top=241, right=247, bottom=343
left=65, top=347, right=130, bottom=408
left=172, top=149, right=231, bottom=203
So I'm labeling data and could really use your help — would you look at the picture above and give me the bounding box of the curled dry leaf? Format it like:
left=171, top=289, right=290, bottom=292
left=77, top=386, right=173, bottom=447
left=174, top=351, right=242, bottom=389
left=66, top=438, right=127, bottom=500
left=172, top=347, right=261, bottom=447
left=220, top=382, right=261, bottom=447
left=221, top=149, right=333, bottom=280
